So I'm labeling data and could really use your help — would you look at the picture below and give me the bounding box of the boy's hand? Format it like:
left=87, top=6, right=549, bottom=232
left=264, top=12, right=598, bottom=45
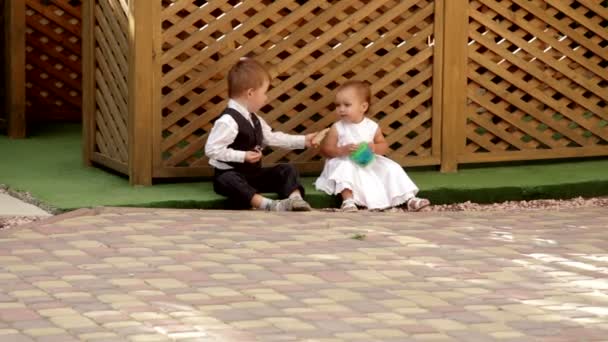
left=309, top=128, right=330, bottom=148
left=305, top=133, right=316, bottom=148
left=244, top=150, right=262, bottom=163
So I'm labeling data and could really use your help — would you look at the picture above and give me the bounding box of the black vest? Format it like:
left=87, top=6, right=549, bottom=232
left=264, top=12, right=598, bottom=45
left=223, top=108, right=263, bottom=174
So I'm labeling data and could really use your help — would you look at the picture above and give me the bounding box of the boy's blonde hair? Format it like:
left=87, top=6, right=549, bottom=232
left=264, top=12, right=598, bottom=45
left=227, top=58, right=271, bottom=98
left=337, top=80, right=372, bottom=112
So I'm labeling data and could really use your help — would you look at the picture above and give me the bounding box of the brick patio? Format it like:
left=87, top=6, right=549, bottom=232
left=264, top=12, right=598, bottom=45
left=1, top=207, right=607, bottom=341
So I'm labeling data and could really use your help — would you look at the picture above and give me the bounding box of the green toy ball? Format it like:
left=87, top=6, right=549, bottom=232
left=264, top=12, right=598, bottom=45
left=350, top=142, right=375, bottom=166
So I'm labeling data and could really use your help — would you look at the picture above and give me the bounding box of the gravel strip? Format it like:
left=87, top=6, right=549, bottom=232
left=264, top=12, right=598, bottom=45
left=322, top=196, right=608, bottom=213
left=0, top=184, right=58, bottom=214
left=0, top=185, right=54, bottom=230
left=425, top=196, right=608, bottom=212
left=0, top=216, right=44, bottom=230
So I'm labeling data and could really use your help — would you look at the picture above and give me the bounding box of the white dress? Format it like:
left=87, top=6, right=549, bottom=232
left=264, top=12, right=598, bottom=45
left=314, top=118, right=419, bottom=210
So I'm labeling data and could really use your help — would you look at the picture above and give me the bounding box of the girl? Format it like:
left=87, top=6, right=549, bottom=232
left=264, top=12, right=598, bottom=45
left=314, top=80, right=430, bottom=212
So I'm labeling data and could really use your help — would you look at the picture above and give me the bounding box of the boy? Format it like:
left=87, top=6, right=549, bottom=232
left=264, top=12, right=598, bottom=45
left=205, top=58, right=318, bottom=211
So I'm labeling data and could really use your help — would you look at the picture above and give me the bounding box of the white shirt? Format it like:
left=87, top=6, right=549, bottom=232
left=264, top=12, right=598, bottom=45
left=205, top=99, right=306, bottom=170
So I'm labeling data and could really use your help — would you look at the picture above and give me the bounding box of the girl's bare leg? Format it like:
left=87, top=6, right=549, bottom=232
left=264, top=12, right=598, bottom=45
left=341, top=189, right=353, bottom=201
left=340, top=189, right=357, bottom=212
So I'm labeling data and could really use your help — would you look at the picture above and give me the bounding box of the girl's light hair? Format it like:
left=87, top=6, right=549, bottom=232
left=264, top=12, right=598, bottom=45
left=337, top=80, right=372, bottom=112
left=227, top=58, right=271, bottom=98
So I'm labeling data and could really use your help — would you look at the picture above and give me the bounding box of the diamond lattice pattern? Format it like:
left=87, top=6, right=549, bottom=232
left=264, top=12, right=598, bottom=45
left=25, top=0, right=82, bottom=122
left=159, top=0, right=438, bottom=171
left=466, top=0, right=607, bottom=156
left=93, top=0, right=130, bottom=164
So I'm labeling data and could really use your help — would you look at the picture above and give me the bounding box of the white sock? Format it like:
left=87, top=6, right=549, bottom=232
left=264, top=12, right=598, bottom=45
left=289, top=192, right=302, bottom=200
left=260, top=197, right=274, bottom=210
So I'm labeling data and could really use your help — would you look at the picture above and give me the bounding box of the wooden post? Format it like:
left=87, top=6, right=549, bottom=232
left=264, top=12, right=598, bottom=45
left=6, top=0, right=26, bottom=138
left=431, top=0, right=445, bottom=159
left=440, top=0, right=468, bottom=172
left=128, top=0, right=153, bottom=185
left=82, top=0, right=95, bottom=165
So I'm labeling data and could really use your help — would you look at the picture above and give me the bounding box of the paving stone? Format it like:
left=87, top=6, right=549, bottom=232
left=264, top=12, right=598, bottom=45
left=0, top=308, right=41, bottom=322
left=1, top=207, right=607, bottom=341
left=35, top=334, right=81, bottom=342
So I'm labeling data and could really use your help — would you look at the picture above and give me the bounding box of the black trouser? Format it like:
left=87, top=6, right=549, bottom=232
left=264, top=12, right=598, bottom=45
left=213, top=164, right=305, bottom=209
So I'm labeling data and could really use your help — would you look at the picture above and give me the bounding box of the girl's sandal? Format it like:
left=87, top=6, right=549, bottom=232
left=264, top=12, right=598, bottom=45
left=341, top=199, right=358, bottom=212
left=406, top=197, right=430, bottom=211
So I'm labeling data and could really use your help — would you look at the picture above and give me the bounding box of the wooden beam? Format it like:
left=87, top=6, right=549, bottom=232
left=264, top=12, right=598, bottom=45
left=6, top=0, right=26, bottom=138
left=82, top=0, right=96, bottom=165
left=0, top=0, right=4, bottom=130
left=151, top=1, right=162, bottom=180
left=91, top=152, right=129, bottom=175
left=440, top=0, right=468, bottom=172
left=128, top=0, right=153, bottom=185
left=458, top=146, right=608, bottom=164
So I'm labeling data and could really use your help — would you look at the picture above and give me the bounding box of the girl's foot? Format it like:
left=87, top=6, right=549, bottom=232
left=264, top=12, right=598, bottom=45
left=341, top=199, right=358, bottom=212
left=406, top=197, right=430, bottom=211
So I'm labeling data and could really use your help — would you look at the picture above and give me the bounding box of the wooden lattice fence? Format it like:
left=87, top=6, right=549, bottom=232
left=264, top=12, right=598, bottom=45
left=462, top=0, right=608, bottom=164
left=83, top=0, right=444, bottom=184
left=25, top=0, right=82, bottom=122
left=77, top=0, right=606, bottom=185
left=159, top=0, right=441, bottom=174
left=83, top=0, right=130, bottom=173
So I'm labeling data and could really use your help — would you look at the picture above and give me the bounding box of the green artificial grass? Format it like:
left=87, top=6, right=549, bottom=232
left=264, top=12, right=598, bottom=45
left=1, top=124, right=607, bottom=212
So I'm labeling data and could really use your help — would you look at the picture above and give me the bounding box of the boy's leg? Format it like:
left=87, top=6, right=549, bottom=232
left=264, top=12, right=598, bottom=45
left=249, top=194, right=266, bottom=209
left=256, top=164, right=304, bottom=199
left=250, top=194, right=292, bottom=211
left=213, top=170, right=258, bottom=209
left=214, top=169, right=298, bottom=211
left=255, top=164, right=312, bottom=211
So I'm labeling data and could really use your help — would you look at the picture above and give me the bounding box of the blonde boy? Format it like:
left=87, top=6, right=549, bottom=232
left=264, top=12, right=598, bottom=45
left=205, top=58, right=317, bottom=211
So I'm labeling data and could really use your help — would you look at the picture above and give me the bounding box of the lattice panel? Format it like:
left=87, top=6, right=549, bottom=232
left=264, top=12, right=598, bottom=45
left=158, top=0, right=439, bottom=172
left=465, top=0, right=608, bottom=160
left=25, top=0, right=82, bottom=122
left=93, top=0, right=129, bottom=164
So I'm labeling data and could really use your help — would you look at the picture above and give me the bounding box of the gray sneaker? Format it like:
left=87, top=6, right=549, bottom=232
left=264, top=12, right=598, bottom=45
left=267, top=198, right=293, bottom=211
left=267, top=198, right=312, bottom=211
left=290, top=198, right=312, bottom=211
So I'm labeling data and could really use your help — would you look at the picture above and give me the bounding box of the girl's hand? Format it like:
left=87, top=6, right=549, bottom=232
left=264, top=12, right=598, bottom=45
left=244, top=150, right=262, bottom=163
left=367, top=142, right=375, bottom=153
left=340, top=144, right=358, bottom=156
